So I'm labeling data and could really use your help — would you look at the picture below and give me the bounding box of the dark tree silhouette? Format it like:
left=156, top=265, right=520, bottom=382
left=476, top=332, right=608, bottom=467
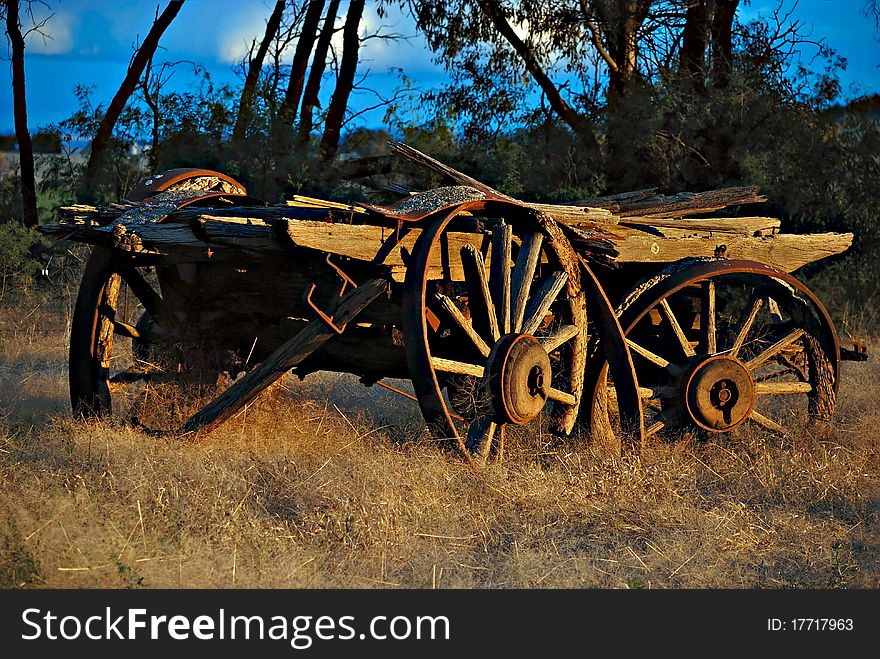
left=320, top=0, right=365, bottom=160
left=79, top=0, right=185, bottom=202
left=679, top=0, right=710, bottom=84
left=591, top=0, right=652, bottom=97
left=298, top=0, right=341, bottom=147
left=274, top=0, right=325, bottom=141
left=233, top=0, right=286, bottom=143
left=711, top=0, right=738, bottom=87
left=4, top=0, right=38, bottom=227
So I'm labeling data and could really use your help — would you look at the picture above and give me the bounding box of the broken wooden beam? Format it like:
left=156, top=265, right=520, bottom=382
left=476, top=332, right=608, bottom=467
left=181, top=277, right=391, bottom=435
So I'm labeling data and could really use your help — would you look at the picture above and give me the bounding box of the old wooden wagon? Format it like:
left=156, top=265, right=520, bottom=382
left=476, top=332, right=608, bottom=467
left=40, top=143, right=864, bottom=461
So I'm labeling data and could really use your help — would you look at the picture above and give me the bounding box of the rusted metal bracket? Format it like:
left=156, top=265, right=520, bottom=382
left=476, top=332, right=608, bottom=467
left=305, top=254, right=359, bottom=334
left=840, top=339, right=869, bottom=361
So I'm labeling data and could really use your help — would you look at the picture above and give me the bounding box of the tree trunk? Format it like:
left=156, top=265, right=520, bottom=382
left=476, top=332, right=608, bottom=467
left=275, top=0, right=325, bottom=137
left=478, top=0, right=600, bottom=158
left=5, top=0, right=38, bottom=227
left=593, top=0, right=652, bottom=98
left=298, top=0, right=340, bottom=147
left=79, top=0, right=184, bottom=202
left=319, top=0, right=365, bottom=161
left=710, top=0, right=737, bottom=87
left=680, top=0, right=711, bottom=85
left=232, top=0, right=286, bottom=143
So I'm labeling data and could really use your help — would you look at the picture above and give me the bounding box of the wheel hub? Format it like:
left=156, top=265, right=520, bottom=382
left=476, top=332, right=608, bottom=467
left=681, top=355, right=755, bottom=431
left=488, top=334, right=551, bottom=425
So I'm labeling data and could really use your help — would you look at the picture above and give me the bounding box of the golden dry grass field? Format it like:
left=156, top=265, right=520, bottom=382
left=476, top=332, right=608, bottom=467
left=1, top=291, right=877, bottom=589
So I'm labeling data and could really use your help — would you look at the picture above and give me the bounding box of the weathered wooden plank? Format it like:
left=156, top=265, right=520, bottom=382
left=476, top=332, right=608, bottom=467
left=754, top=381, right=813, bottom=395
left=520, top=202, right=617, bottom=223
left=617, top=216, right=782, bottom=235
left=282, top=220, right=485, bottom=281
left=612, top=232, right=853, bottom=272
left=571, top=186, right=767, bottom=218
left=182, top=277, right=390, bottom=435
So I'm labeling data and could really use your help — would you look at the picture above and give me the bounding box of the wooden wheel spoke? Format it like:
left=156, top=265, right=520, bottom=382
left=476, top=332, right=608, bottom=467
left=465, top=416, right=497, bottom=459
left=489, top=223, right=512, bottom=334
left=547, top=387, right=576, bottom=406
left=540, top=324, right=579, bottom=352
left=659, top=299, right=695, bottom=358
left=112, top=320, right=142, bottom=340
left=435, top=293, right=491, bottom=358
left=625, top=338, right=682, bottom=375
left=460, top=244, right=500, bottom=342
left=730, top=296, right=764, bottom=358
left=701, top=279, right=716, bottom=354
left=510, top=232, right=543, bottom=332
left=608, top=384, right=673, bottom=400
left=431, top=357, right=485, bottom=378
left=521, top=270, right=568, bottom=335
left=645, top=415, right=668, bottom=437
left=746, top=328, right=805, bottom=371
left=748, top=409, right=788, bottom=435
left=646, top=421, right=665, bottom=437
left=494, top=424, right=506, bottom=462
left=754, top=381, right=813, bottom=395
left=116, top=263, right=166, bottom=323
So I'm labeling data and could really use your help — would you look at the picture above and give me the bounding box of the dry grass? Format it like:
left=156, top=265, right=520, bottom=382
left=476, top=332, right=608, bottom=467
left=0, top=298, right=877, bottom=589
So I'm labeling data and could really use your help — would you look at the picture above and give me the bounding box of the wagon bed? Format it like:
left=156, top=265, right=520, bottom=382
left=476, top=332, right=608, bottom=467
left=39, top=144, right=860, bottom=461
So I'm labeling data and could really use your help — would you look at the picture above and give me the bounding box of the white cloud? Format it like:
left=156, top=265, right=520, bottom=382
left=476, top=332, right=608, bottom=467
left=216, top=2, right=282, bottom=64
left=351, top=3, right=435, bottom=73
left=26, top=9, right=76, bottom=55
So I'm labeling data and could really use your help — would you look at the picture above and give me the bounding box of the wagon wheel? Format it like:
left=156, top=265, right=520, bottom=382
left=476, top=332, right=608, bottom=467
left=125, top=167, right=247, bottom=202
left=402, top=201, right=593, bottom=462
left=586, top=259, right=839, bottom=444
left=69, top=248, right=221, bottom=429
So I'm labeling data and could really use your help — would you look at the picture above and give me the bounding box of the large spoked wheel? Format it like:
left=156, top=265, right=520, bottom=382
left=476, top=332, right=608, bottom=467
left=69, top=248, right=222, bottom=430
left=402, top=201, right=588, bottom=462
left=587, top=259, right=839, bottom=443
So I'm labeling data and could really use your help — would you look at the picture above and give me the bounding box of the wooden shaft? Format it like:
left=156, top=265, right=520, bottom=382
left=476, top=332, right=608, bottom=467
left=182, top=278, right=389, bottom=435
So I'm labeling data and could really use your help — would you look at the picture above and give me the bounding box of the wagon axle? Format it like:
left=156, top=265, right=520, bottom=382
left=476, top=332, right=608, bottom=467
left=487, top=333, right=551, bottom=426
left=680, top=355, right=755, bottom=431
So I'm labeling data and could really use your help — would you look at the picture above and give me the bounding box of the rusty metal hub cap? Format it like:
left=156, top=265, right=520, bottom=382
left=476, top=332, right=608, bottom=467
left=488, top=334, right=551, bottom=425
left=681, top=355, right=755, bottom=431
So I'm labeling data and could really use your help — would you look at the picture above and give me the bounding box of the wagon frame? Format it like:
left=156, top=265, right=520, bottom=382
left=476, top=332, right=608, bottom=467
left=40, top=143, right=864, bottom=462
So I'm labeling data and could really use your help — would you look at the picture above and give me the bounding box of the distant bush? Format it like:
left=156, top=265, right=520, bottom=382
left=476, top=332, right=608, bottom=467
left=0, top=222, right=40, bottom=301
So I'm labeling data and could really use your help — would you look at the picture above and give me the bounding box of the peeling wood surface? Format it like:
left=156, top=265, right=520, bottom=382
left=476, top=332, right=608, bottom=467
left=41, top=217, right=853, bottom=273
left=613, top=232, right=853, bottom=272
left=282, top=220, right=486, bottom=281
left=616, top=216, right=782, bottom=235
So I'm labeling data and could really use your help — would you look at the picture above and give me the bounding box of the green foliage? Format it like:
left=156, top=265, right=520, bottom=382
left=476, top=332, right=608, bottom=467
left=0, top=222, right=41, bottom=301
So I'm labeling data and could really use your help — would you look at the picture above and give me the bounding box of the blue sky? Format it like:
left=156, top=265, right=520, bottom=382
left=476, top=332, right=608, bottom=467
left=1, top=0, right=878, bottom=135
